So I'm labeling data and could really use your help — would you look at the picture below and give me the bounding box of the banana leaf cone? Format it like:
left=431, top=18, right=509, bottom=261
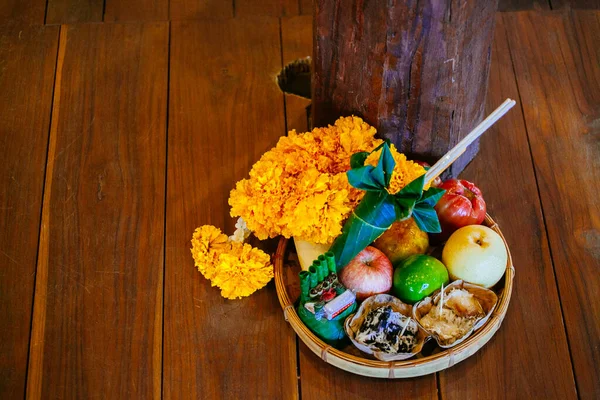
left=330, top=142, right=446, bottom=271
left=328, top=190, right=397, bottom=270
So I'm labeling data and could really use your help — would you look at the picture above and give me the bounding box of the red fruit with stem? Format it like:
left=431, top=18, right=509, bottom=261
left=434, top=179, right=486, bottom=239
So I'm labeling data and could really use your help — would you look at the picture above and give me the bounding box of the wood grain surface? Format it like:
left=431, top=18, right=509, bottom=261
left=170, top=0, right=233, bottom=19
left=46, top=0, right=104, bottom=24
left=104, top=0, right=168, bottom=21
left=440, top=16, right=578, bottom=399
left=0, top=25, right=58, bottom=400
left=26, top=23, right=168, bottom=399
left=281, top=16, right=312, bottom=133
left=298, top=341, right=437, bottom=400
left=552, top=0, right=600, bottom=8
left=0, top=0, right=46, bottom=24
left=235, top=0, right=299, bottom=17
left=299, top=0, right=313, bottom=15
left=312, top=0, right=498, bottom=177
left=498, top=0, right=550, bottom=10
left=506, top=11, right=600, bottom=399
left=163, top=18, right=297, bottom=400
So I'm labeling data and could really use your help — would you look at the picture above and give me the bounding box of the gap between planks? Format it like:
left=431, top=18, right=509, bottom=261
left=25, top=24, right=67, bottom=400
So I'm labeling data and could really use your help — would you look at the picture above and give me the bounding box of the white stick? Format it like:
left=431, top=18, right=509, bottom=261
left=438, top=283, right=445, bottom=315
left=425, top=98, right=516, bottom=185
left=400, top=316, right=411, bottom=337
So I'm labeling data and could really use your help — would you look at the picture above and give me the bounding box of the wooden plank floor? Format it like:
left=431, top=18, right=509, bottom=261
left=0, top=25, right=59, bottom=399
left=0, top=3, right=599, bottom=400
left=26, top=23, right=169, bottom=399
left=164, top=18, right=296, bottom=399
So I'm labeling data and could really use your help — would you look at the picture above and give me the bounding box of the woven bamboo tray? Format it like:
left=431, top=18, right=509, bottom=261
left=274, top=214, right=514, bottom=378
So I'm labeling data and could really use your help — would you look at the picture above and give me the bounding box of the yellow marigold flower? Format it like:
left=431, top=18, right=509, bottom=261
left=190, top=225, right=229, bottom=280
left=229, top=116, right=381, bottom=244
left=364, top=144, right=428, bottom=194
left=190, top=225, right=273, bottom=299
left=211, top=242, right=273, bottom=300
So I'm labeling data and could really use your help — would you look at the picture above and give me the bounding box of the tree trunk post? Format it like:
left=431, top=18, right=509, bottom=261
left=312, top=0, right=499, bottom=177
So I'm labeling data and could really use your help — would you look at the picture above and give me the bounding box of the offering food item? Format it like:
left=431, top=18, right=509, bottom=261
left=355, top=306, right=418, bottom=353
left=419, top=289, right=482, bottom=342
left=297, top=253, right=357, bottom=347
left=442, top=225, right=507, bottom=288
left=434, top=179, right=486, bottom=239
left=373, top=218, right=429, bottom=264
left=392, top=255, right=449, bottom=304
left=345, top=294, right=427, bottom=361
left=339, top=246, right=393, bottom=301
left=294, top=238, right=331, bottom=271
left=413, top=280, right=498, bottom=348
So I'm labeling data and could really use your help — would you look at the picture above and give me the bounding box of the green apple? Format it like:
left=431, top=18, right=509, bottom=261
left=393, top=255, right=449, bottom=304
left=442, top=225, right=507, bottom=288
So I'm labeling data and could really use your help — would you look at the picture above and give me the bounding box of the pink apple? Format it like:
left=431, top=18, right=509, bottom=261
left=339, top=246, right=393, bottom=301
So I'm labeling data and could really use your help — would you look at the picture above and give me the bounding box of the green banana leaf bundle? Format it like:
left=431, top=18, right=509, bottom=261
left=329, top=142, right=446, bottom=270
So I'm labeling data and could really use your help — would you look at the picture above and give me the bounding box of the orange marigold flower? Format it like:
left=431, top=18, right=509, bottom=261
left=190, top=224, right=273, bottom=299
left=191, top=225, right=229, bottom=280
left=228, top=116, right=426, bottom=244
left=211, top=242, right=273, bottom=300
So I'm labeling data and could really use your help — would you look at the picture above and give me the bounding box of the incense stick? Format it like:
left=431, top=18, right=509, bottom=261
left=438, top=284, right=445, bottom=315
left=425, top=98, right=516, bottom=185
left=400, top=316, right=411, bottom=337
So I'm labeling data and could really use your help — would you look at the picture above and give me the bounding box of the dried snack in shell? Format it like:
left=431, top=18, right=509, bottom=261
left=413, top=280, right=498, bottom=348
left=345, top=294, right=428, bottom=361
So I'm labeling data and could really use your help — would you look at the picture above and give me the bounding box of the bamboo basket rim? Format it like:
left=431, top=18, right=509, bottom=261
left=274, top=214, right=514, bottom=378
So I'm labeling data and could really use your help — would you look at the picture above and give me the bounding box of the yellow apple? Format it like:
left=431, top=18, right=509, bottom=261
left=442, top=225, right=507, bottom=288
left=373, top=218, right=429, bottom=265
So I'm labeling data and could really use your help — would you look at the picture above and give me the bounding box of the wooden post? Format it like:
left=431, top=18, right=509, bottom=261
left=312, top=0, right=499, bottom=177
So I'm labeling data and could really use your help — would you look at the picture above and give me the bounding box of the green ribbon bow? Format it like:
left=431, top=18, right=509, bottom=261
left=329, top=142, right=446, bottom=270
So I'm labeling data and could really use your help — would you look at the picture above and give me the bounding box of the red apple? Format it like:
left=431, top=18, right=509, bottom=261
left=434, top=179, right=486, bottom=240
left=338, top=246, right=393, bottom=301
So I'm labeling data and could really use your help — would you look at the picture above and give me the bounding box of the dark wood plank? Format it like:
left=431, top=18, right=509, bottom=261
left=440, top=15, right=577, bottom=399
left=570, top=12, right=600, bottom=104
left=170, top=0, right=233, bottom=19
left=46, top=0, right=104, bottom=24
left=236, top=0, right=299, bottom=17
left=498, top=0, right=550, bottom=11
left=0, top=25, right=58, bottom=400
left=505, top=11, right=600, bottom=399
left=164, top=19, right=297, bottom=400
left=26, top=23, right=168, bottom=399
left=281, top=15, right=312, bottom=133
left=551, top=0, right=600, bottom=9
left=0, top=0, right=46, bottom=24
left=299, top=344, right=437, bottom=400
left=104, top=0, right=168, bottom=21
left=299, top=0, right=312, bottom=15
